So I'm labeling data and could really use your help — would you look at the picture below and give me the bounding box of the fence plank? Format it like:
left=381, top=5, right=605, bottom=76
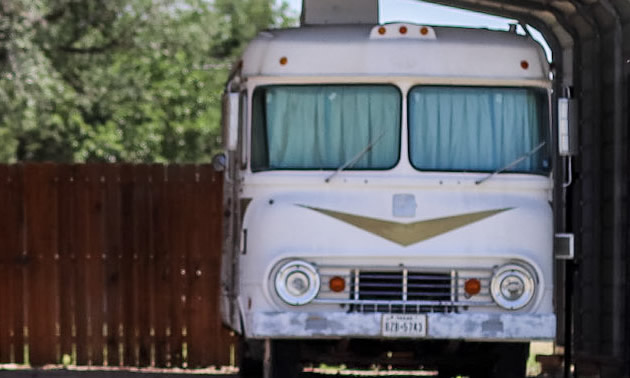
left=150, top=165, right=171, bottom=368
left=103, top=164, right=123, bottom=367
left=24, top=164, right=59, bottom=366
left=118, top=164, right=136, bottom=367
left=166, top=165, right=192, bottom=368
left=132, top=165, right=152, bottom=367
left=0, top=164, right=12, bottom=363
left=57, top=165, right=77, bottom=365
left=210, top=170, right=236, bottom=367
left=72, top=165, right=89, bottom=365
left=187, top=165, right=226, bottom=367
left=0, top=165, right=26, bottom=364
left=85, top=165, right=107, bottom=366
left=186, top=165, right=207, bottom=368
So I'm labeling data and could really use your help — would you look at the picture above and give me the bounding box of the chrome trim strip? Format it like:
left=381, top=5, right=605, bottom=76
left=313, top=298, right=495, bottom=306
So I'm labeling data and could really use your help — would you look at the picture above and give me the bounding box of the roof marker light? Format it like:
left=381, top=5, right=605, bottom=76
left=369, top=24, right=436, bottom=40
left=279, top=56, right=288, bottom=65
left=521, top=60, right=529, bottom=69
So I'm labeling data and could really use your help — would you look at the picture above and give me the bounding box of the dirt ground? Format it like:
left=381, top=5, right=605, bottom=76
left=0, top=342, right=556, bottom=378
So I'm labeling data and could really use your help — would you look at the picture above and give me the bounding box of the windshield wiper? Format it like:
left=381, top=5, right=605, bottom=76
left=475, top=141, right=546, bottom=185
left=325, top=130, right=387, bottom=183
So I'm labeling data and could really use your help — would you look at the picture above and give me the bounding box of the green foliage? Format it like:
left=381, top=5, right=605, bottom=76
left=0, top=0, right=296, bottom=163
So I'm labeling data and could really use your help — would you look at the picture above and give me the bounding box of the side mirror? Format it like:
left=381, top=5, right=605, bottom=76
left=558, top=98, right=578, bottom=156
left=223, top=92, right=240, bottom=151
left=212, top=152, right=227, bottom=172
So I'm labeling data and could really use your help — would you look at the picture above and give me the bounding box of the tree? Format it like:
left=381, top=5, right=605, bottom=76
left=0, top=0, right=296, bottom=163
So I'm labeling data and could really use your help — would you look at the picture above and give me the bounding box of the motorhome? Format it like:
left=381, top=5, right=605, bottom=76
left=217, top=5, right=571, bottom=377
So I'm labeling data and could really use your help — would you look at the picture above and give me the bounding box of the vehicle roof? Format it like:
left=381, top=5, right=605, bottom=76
left=241, top=24, right=549, bottom=81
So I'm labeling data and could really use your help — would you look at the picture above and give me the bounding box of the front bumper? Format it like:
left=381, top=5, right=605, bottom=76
left=246, top=311, right=556, bottom=341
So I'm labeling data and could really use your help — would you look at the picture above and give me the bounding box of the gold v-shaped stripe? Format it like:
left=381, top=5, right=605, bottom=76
left=299, top=205, right=512, bottom=246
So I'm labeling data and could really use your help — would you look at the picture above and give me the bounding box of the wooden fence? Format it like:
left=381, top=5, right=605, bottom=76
left=0, top=164, right=236, bottom=368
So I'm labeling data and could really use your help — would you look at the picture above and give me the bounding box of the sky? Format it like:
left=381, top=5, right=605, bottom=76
left=283, top=0, right=552, bottom=61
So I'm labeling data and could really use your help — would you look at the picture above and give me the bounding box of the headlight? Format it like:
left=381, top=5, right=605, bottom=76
left=490, top=264, right=536, bottom=310
left=274, top=260, right=320, bottom=305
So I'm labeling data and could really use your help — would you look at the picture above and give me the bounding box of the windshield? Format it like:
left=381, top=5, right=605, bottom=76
left=408, top=86, right=550, bottom=173
left=251, top=85, right=401, bottom=171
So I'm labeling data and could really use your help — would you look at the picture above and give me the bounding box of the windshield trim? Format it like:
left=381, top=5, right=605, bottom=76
left=250, top=83, right=403, bottom=173
left=406, top=85, right=552, bottom=175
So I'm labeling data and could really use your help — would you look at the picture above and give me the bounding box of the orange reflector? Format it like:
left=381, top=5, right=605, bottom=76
left=279, top=56, right=288, bottom=65
left=378, top=26, right=387, bottom=35
left=521, top=60, right=529, bottom=69
left=399, top=26, right=407, bottom=34
left=329, top=276, right=346, bottom=292
left=420, top=27, right=429, bottom=35
left=464, top=278, right=481, bottom=296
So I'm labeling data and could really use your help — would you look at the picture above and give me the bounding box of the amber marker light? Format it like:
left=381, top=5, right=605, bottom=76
left=378, top=26, right=387, bottom=35
left=420, top=27, right=429, bottom=36
left=329, top=276, right=346, bottom=292
left=464, top=278, right=481, bottom=296
left=399, top=26, right=408, bottom=34
left=521, top=60, right=529, bottom=69
left=279, top=56, right=288, bottom=65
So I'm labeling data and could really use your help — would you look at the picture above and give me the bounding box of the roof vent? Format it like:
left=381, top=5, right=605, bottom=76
left=301, top=0, right=378, bottom=25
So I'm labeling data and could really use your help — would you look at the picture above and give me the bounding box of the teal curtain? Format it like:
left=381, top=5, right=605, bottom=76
left=408, top=87, right=547, bottom=173
left=253, top=85, right=401, bottom=170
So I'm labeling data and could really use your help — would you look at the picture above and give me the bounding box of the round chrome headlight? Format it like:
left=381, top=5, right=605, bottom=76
left=274, top=260, right=320, bottom=306
left=490, top=264, right=536, bottom=310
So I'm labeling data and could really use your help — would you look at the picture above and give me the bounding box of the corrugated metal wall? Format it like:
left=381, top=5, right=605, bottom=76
left=571, top=2, right=628, bottom=376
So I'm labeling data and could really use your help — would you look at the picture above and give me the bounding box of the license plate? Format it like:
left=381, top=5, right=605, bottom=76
left=381, top=314, right=427, bottom=337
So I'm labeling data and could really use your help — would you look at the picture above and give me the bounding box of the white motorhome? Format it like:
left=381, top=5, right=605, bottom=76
left=218, top=10, right=567, bottom=378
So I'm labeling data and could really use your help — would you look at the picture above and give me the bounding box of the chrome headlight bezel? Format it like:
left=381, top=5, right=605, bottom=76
left=490, top=263, right=536, bottom=310
left=274, top=260, right=320, bottom=306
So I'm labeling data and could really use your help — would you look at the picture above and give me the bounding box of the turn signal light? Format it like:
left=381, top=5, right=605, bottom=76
left=329, top=276, right=346, bottom=292
left=464, top=278, right=481, bottom=296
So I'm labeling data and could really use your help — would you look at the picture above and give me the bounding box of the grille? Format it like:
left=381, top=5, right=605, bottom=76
left=352, top=270, right=453, bottom=313
left=356, top=271, right=452, bottom=301
left=314, top=265, right=495, bottom=313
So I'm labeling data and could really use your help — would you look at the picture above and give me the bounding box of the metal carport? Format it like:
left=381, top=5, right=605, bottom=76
left=417, top=1, right=630, bottom=376
left=302, top=1, right=630, bottom=376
